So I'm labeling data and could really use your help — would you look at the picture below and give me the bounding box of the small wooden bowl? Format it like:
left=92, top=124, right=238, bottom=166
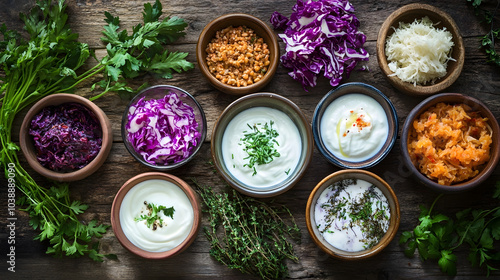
left=401, top=93, right=500, bottom=192
left=196, top=13, right=279, bottom=95
left=376, top=4, right=465, bottom=96
left=19, top=94, right=113, bottom=182
left=306, top=170, right=400, bottom=260
left=111, top=172, right=201, bottom=259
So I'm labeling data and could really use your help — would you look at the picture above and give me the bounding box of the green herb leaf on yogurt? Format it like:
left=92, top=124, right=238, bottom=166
left=135, top=201, right=175, bottom=231
left=240, top=120, right=280, bottom=175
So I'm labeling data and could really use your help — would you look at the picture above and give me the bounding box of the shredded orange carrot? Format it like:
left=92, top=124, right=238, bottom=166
left=408, top=102, right=492, bottom=185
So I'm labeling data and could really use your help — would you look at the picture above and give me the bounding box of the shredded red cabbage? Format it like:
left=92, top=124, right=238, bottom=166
left=270, top=0, right=369, bottom=91
left=29, top=102, right=102, bottom=172
left=126, top=92, right=201, bottom=165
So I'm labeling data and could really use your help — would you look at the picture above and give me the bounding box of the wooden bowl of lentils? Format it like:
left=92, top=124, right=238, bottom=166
left=196, top=13, right=280, bottom=95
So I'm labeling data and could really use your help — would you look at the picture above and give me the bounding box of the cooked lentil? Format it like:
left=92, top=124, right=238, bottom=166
left=206, top=25, right=270, bottom=87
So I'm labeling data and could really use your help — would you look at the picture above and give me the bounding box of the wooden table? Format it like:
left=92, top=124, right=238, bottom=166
left=1, top=0, right=499, bottom=279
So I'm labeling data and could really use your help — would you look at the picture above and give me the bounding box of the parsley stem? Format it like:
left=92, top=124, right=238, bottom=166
left=428, top=193, right=444, bottom=215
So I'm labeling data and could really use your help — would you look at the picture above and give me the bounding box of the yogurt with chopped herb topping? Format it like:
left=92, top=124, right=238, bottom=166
left=119, top=179, right=194, bottom=252
left=221, top=107, right=302, bottom=189
left=314, top=178, right=390, bottom=252
left=320, top=93, right=389, bottom=162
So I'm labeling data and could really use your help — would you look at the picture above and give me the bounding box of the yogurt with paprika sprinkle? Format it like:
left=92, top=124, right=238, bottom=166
left=320, top=94, right=389, bottom=162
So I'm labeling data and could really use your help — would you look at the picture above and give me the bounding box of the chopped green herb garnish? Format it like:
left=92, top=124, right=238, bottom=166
left=240, top=120, right=280, bottom=175
left=135, top=201, right=175, bottom=231
left=285, top=168, right=291, bottom=175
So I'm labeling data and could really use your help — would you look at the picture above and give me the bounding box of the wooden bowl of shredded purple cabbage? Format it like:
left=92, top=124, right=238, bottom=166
left=121, top=85, right=207, bottom=170
left=20, top=93, right=113, bottom=182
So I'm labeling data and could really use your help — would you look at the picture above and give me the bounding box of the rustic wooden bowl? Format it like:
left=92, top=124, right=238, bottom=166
left=211, top=92, right=313, bottom=197
left=196, top=13, right=279, bottom=95
left=19, top=93, right=113, bottom=182
left=376, top=4, right=465, bottom=96
left=306, top=170, right=400, bottom=260
left=111, top=172, right=201, bottom=259
left=401, top=93, right=500, bottom=193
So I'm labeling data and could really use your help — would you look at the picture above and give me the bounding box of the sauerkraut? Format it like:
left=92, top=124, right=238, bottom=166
left=385, top=16, right=455, bottom=86
left=408, top=103, right=492, bottom=185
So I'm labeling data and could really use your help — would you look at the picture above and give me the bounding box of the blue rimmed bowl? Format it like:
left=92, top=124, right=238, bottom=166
left=312, top=82, right=398, bottom=169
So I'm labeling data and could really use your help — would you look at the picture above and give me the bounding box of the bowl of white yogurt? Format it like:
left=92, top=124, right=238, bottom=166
left=306, top=169, right=400, bottom=260
left=312, top=82, right=398, bottom=169
left=111, top=172, right=201, bottom=259
left=211, top=92, right=314, bottom=197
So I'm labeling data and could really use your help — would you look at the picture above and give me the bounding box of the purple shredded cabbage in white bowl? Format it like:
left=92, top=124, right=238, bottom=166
left=29, top=102, right=102, bottom=172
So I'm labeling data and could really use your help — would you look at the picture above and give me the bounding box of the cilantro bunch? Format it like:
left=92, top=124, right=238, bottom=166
left=400, top=182, right=500, bottom=276
left=0, top=0, right=192, bottom=260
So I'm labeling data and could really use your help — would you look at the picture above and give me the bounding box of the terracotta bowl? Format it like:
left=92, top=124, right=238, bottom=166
left=312, top=82, right=398, bottom=169
left=196, top=13, right=279, bottom=95
left=121, top=85, right=207, bottom=171
left=401, top=93, right=500, bottom=193
left=19, top=93, right=113, bottom=182
left=306, top=170, right=400, bottom=260
left=376, top=3, right=465, bottom=96
left=111, top=172, right=201, bottom=259
left=211, top=92, right=313, bottom=197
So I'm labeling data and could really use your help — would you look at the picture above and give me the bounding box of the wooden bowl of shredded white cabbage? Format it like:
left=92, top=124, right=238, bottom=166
left=376, top=4, right=464, bottom=96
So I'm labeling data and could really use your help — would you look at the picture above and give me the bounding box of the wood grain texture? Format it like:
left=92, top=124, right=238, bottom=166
left=1, top=0, right=499, bottom=279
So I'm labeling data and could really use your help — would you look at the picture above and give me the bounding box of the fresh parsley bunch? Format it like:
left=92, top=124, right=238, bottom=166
left=400, top=182, right=500, bottom=276
left=0, top=0, right=192, bottom=261
left=92, top=0, right=193, bottom=99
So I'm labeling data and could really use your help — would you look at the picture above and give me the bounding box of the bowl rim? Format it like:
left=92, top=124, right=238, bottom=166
left=196, top=13, right=280, bottom=95
left=400, top=92, right=500, bottom=192
left=376, top=3, right=465, bottom=96
left=121, top=85, right=207, bottom=171
left=210, top=92, right=314, bottom=197
left=19, top=93, right=113, bottom=182
left=110, top=172, right=201, bottom=259
left=312, top=82, right=399, bottom=169
left=305, top=169, right=401, bottom=260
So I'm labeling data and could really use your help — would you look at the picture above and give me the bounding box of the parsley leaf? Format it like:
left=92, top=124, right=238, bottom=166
left=135, top=202, right=175, bottom=230
left=95, top=0, right=193, bottom=99
left=401, top=183, right=500, bottom=276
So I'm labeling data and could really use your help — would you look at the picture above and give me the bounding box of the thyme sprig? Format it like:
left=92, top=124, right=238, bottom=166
left=240, top=121, right=280, bottom=175
left=194, top=181, right=300, bottom=280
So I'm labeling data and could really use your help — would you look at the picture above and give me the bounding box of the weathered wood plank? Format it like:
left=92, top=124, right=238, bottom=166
left=1, top=0, right=500, bottom=279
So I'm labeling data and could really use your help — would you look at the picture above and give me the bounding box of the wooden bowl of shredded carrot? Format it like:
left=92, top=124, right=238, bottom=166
left=401, top=93, right=500, bottom=192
